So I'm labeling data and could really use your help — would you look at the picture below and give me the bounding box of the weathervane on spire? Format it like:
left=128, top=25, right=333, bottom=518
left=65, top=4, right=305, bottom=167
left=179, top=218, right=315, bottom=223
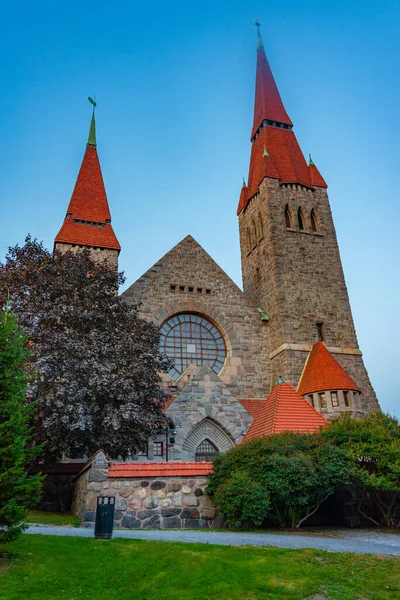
left=88, top=96, right=97, bottom=111
left=255, top=18, right=264, bottom=50
left=87, top=96, right=97, bottom=147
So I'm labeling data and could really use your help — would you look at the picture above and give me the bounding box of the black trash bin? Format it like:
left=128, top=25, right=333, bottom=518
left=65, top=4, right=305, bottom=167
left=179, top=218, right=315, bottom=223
left=94, top=496, right=115, bottom=539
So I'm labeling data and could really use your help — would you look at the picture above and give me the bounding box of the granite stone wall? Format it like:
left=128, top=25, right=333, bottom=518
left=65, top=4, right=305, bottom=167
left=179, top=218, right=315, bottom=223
left=122, top=235, right=269, bottom=399
left=54, top=242, right=119, bottom=269
left=238, top=178, right=379, bottom=412
left=165, top=366, right=253, bottom=461
left=73, top=454, right=216, bottom=529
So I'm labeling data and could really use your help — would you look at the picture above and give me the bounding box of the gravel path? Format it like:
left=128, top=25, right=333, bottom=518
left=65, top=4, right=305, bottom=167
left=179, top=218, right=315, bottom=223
left=25, top=525, right=400, bottom=556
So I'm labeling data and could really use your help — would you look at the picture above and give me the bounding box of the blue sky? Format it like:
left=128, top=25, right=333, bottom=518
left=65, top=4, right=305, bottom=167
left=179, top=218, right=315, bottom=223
left=0, top=1, right=399, bottom=415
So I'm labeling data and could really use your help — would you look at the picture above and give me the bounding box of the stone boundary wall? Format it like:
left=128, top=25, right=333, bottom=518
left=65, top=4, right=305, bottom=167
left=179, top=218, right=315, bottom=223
left=72, top=453, right=216, bottom=529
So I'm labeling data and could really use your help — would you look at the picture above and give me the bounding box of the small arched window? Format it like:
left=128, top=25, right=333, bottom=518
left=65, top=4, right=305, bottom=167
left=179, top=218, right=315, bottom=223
left=258, top=215, right=264, bottom=241
left=251, top=221, right=257, bottom=248
left=246, top=228, right=251, bottom=252
left=310, top=209, right=318, bottom=232
left=298, top=207, right=305, bottom=230
left=285, top=205, right=292, bottom=228
left=195, top=439, right=219, bottom=462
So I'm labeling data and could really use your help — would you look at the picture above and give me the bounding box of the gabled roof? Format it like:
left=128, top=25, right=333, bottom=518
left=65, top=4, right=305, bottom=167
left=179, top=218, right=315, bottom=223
left=54, top=112, right=120, bottom=252
left=251, top=25, right=293, bottom=139
left=242, top=381, right=327, bottom=442
left=297, top=342, right=360, bottom=396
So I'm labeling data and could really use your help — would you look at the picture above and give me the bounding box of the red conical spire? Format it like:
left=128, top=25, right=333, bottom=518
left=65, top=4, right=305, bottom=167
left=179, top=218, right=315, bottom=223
left=297, top=342, right=360, bottom=396
left=308, top=155, right=328, bottom=188
left=237, top=22, right=329, bottom=214
left=54, top=102, right=120, bottom=252
left=251, top=20, right=292, bottom=140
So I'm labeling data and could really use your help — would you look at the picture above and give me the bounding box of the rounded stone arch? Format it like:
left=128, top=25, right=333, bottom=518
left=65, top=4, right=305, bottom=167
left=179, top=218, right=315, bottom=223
left=182, top=417, right=235, bottom=455
left=152, top=300, right=238, bottom=359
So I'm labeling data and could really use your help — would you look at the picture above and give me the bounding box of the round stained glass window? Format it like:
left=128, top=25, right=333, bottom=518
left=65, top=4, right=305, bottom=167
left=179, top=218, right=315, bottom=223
left=160, top=313, right=226, bottom=380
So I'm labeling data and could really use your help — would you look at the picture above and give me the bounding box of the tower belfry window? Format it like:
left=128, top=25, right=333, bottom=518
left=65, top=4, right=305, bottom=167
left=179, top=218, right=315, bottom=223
left=310, top=209, right=318, bottom=232
left=285, top=205, right=291, bottom=228
left=251, top=221, right=257, bottom=248
left=257, top=215, right=263, bottom=241
left=298, top=207, right=305, bottom=230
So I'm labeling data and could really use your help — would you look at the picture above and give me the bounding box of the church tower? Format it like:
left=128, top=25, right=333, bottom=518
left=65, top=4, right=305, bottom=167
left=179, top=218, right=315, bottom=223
left=238, top=22, right=378, bottom=413
left=54, top=100, right=120, bottom=268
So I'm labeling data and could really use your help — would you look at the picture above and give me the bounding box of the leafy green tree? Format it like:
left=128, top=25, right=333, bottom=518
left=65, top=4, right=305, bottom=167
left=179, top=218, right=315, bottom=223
left=0, top=308, right=43, bottom=542
left=208, top=433, right=353, bottom=529
left=320, top=412, right=400, bottom=527
left=0, top=237, right=170, bottom=461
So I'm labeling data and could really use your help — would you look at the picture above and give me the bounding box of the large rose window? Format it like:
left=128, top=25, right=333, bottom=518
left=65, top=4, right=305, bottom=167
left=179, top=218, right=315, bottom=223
left=160, top=313, right=226, bottom=379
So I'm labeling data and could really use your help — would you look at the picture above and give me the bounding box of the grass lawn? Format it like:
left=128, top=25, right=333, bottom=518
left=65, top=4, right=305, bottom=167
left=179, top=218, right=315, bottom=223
left=0, top=535, right=399, bottom=600
left=24, top=511, right=80, bottom=527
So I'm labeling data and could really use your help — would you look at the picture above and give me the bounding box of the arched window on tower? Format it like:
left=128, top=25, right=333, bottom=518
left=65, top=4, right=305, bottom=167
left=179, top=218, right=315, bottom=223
left=251, top=221, right=257, bottom=249
left=285, top=205, right=292, bottom=228
left=257, top=215, right=264, bottom=241
left=310, top=209, right=318, bottom=232
left=298, top=207, right=305, bottom=231
left=195, top=439, right=219, bottom=462
left=246, top=228, right=251, bottom=253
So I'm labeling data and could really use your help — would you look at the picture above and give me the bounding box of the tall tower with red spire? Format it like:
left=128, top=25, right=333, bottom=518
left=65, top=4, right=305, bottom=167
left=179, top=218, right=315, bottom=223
left=54, top=100, right=121, bottom=268
left=238, top=22, right=378, bottom=413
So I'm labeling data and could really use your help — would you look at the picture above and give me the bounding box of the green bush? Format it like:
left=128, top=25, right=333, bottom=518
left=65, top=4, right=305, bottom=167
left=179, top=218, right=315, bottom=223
left=208, top=432, right=353, bottom=529
left=213, top=471, right=270, bottom=527
left=320, top=412, right=400, bottom=526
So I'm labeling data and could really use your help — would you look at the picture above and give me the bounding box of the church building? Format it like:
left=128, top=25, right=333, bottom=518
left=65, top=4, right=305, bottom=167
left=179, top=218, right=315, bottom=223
left=54, top=24, right=379, bottom=465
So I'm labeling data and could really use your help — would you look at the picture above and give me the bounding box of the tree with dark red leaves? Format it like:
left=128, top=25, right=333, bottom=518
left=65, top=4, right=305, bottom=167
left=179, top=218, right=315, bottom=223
left=0, top=237, right=169, bottom=461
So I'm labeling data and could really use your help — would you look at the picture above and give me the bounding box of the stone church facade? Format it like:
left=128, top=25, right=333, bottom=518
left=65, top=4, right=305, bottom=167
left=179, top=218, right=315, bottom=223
left=54, top=24, right=379, bottom=467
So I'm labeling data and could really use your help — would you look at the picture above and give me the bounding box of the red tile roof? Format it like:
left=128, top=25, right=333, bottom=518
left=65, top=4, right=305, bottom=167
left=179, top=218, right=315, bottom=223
left=163, top=397, right=175, bottom=410
left=309, top=162, right=328, bottom=188
left=237, top=33, right=328, bottom=215
left=242, top=382, right=327, bottom=442
left=251, top=45, right=293, bottom=140
left=55, top=220, right=120, bottom=250
left=297, top=342, right=360, bottom=396
left=238, top=398, right=265, bottom=419
left=54, top=145, right=120, bottom=251
left=238, top=127, right=314, bottom=214
left=108, top=462, right=213, bottom=478
left=237, top=184, right=249, bottom=216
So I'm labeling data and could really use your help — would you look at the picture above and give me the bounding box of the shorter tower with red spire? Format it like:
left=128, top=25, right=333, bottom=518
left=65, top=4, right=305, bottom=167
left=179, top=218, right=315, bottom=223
left=54, top=99, right=121, bottom=268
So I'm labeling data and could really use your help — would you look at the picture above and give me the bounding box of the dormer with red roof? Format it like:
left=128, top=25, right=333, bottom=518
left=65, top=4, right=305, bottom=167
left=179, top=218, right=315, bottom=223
left=238, top=22, right=378, bottom=413
left=54, top=100, right=120, bottom=269
left=297, top=342, right=364, bottom=418
left=242, top=377, right=327, bottom=443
